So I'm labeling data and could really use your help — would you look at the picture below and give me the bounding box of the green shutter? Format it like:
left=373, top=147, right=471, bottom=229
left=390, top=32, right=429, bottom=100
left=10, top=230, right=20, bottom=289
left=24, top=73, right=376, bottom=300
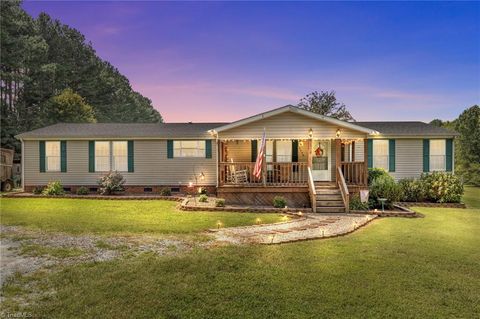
left=446, top=138, right=453, bottom=172
left=205, top=140, right=212, bottom=159
left=367, top=139, right=373, bottom=168
left=251, top=140, right=257, bottom=162
left=88, top=141, right=95, bottom=172
left=39, top=141, right=46, bottom=172
left=423, top=139, right=430, bottom=172
left=167, top=140, right=174, bottom=159
left=388, top=139, right=395, bottom=172
left=292, top=140, right=298, bottom=162
left=60, top=141, right=67, bottom=172
left=128, top=140, right=134, bottom=172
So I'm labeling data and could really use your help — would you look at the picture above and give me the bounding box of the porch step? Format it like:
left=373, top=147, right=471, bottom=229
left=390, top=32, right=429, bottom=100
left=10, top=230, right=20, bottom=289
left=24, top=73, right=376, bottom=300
left=315, top=189, right=341, bottom=195
left=316, top=200, right=344, bottom=207
left=316, top=207, right=346, bottom=213
left=316, top=194, right=343, bottom=201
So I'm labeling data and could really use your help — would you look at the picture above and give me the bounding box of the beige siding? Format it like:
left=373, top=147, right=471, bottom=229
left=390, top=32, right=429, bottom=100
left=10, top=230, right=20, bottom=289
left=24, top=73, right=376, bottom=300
left=218, top=111, right=367, bottom=140
left=24, top=140, right=217, bottom=186
left=391, top=139, right=424, bottom=180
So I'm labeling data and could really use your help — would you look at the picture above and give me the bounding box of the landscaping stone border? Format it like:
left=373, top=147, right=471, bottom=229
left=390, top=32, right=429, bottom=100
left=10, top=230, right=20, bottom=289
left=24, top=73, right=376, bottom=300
left=395, top=201, right=466, bottom=209
left=180, top=198, right=311, bottom=214
left=2, top=192, right=183, bottom=201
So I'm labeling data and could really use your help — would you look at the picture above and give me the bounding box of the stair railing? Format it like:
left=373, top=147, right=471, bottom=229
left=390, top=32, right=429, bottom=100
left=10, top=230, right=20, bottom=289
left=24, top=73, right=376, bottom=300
left=337, top=167, right=350, bottom=213
left=307, top=167, right=317, bottom=213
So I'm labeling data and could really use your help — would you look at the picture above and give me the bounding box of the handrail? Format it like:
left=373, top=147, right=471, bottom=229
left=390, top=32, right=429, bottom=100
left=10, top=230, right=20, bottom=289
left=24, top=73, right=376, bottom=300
left=337, top=167, right=350, bottom=213
left=307, top=167, right=317, bottom=213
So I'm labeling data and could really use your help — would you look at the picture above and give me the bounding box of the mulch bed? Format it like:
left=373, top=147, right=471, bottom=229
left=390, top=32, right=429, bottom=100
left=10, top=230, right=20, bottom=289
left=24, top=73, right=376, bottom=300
left=2, top=192, right=183, bottom=201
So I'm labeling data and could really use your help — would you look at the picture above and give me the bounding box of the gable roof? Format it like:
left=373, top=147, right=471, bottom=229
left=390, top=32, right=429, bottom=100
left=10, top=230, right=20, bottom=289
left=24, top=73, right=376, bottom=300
left=210, top=105, right=378, bottom=135
left=15, top=122, right=226, bottom=140
left=356, top=121, right=459, bottom=137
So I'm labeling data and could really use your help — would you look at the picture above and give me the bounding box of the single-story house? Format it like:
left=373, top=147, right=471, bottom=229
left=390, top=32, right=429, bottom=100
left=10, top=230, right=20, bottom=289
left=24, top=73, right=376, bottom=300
left=16, top=105, right=458, bottom=212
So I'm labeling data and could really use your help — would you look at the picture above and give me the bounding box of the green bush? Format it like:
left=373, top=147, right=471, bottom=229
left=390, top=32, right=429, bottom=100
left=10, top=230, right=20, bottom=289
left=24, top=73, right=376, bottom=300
left=349, top=194, right=369, bottom=211
left=273, top=196, right=287, bottom=208
left=159, top=188, right=171, bottom=196
left=32, top=186, right=44, bottom=195
left=198, top=194, right=208, bottom=202
left=420, top=172, right=463, bottom=203
left=97, top=171, right=126, bottom=195
left=368, top=168, right=390, bottom=185
left=215, top=198, right=225, bottom=207
left=369, top=174, right=402, bottom=209
left=398, top=178, right=425, bottom=202
left=42, top=181, right=65, bottom=196
left=76, top=186, right=89, bottom=195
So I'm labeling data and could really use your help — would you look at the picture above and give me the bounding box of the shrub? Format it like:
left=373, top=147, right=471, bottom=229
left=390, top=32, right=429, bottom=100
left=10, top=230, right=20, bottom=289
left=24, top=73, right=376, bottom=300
left=76, top=186, right=89, bottom=195
left=198, top=187, right=208, bottom=195
left=420, top=172, right=463, bottom=203
left=368, top=168, right=390, bottom=185
left=349, top=194, right=369, bottom=211
left=369, top=174, right=402, bottom=209
left=42, top=181, right=65, bottom=196
left=97, top=171, right=126, bottom=195
left=398, top=178, right=425, bottom=202
left=198, top=194, right=208, bottom=202
left=160, top=188, right=171, bottom=196
left=273, top=196, right=287, bottom=208
left=215, top=198, right=225, bottom=207
left=32, top=186, right=44, bottom=195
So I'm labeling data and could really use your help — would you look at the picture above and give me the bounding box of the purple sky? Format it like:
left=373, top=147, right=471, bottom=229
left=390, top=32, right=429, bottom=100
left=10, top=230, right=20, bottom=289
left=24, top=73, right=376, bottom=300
left=23, top=1, right=480, bottom=123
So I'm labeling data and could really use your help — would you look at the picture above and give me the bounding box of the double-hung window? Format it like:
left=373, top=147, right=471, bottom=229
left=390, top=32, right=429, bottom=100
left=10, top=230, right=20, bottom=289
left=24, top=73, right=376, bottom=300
left=95, top=141, right=111, bottom=172
left=275, top=141, right=292, bottom=163
left=373, top=140, right=389, bottom=170
left=430, top=139, right=446, bottom=171
left=174, top=141, right=205, bottom=157
left=45, top=141, right=61, bottom=172
left=112, top=141, right=128, bottom=171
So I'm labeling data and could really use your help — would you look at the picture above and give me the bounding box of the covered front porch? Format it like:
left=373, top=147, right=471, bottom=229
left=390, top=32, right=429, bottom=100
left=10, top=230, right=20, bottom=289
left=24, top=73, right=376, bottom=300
left=217, top=138, right=368, bottom=188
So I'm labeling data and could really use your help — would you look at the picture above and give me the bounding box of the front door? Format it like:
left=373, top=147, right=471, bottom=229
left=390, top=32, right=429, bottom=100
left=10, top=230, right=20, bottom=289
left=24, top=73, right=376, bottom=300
left=312, top=140, right=331, bottom=181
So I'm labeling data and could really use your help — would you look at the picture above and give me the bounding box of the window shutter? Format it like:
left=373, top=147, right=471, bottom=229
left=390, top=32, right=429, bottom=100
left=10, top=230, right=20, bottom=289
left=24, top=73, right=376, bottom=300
left=292, top=140, right=298, bottom=162
left=446, top=138, right=453, bottom=172
left=128, top=140, right=134, bottom=172
left=388, top=139, right=395, bottom=172
left=205, top=140, right=212, bottom=159
left=423, top=139, right=430, bottom=172
left=167, top=140, right=173, bottom=159
left=251, top=140, right=257, bottom=162
left=88, top=141, right=95, bottom=172
left=367, top=139, right=373, bottom=168
left=60, top=141, right=67, bottom=172
left=39, top=141, right=46, bottom=172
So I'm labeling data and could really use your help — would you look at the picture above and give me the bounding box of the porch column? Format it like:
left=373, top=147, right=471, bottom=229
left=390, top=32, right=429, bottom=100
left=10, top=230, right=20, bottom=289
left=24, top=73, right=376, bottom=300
left=307, top=139, right=312, bottom=168
left=363, top=138, right=368, bottom=185
left=335, top=138, right=341, bottom=183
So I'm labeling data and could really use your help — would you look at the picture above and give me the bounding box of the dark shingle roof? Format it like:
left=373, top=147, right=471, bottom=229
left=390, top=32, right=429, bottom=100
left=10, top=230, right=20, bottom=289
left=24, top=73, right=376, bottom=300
left=15, top=123, right=228, bottom=139
left=356, top=121, right=459, bottom=137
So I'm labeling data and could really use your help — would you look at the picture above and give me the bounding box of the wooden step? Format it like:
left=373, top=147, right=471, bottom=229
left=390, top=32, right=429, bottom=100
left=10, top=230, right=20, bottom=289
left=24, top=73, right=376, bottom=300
left=315, top=189, right=341, bottom=195
left=316, top=194, right=342, bottom=201
left=316, top=200, right=344, bottom=207
left=316, top=207, right=345, bottom=213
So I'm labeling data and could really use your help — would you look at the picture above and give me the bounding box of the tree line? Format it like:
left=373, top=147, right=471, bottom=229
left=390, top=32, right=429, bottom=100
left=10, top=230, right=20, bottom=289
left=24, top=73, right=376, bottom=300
left=1, top=1, right=162, bottom=154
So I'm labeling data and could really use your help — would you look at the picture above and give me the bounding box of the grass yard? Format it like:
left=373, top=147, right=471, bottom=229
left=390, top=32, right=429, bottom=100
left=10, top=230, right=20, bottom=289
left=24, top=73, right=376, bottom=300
left=0, top=198, right=285, bottom=235
left=463, top=186, right=480, bottom=208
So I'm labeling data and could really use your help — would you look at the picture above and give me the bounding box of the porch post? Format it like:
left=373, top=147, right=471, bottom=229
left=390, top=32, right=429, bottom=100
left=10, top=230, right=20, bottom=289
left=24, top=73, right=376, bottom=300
left=335, top=138, right=341, bottom=184
left=307, top=139, right=312, bottom=168
left=363, top=138, right=368, bottom=185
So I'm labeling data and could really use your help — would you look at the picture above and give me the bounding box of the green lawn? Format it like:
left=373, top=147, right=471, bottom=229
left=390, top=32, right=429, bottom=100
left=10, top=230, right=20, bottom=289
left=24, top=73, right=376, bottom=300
left=463, top=186, right=480, bottom=208
left=0, top=198, right=285, bottom=235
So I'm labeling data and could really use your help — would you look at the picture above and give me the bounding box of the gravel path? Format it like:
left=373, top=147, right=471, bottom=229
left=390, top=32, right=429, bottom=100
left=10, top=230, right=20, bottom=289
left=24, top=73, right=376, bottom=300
left=211, top=213, right=377, bottom=244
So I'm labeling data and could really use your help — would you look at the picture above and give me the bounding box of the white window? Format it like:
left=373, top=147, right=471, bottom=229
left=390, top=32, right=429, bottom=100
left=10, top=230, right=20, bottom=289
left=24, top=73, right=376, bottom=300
left=95, top=141, right=111, bottom=172
left=112, top=141, right=128, bottom=171
left=174, top=140, right=205, bottom=157
left=276, top=141, right=292, bottom=163
left=373, top=140, right=389, bottom=170
left=266, top=140, right=274, bottom=170
left=45, top=141, right=61, bottom=172
left=430, top=139, right=446, bottom=171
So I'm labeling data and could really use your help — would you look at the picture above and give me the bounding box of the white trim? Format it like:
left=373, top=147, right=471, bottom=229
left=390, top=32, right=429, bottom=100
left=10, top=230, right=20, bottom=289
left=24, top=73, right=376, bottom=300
left=21, top=139, right=25, bottom=191
left=210, top=105, right=377, bottom=135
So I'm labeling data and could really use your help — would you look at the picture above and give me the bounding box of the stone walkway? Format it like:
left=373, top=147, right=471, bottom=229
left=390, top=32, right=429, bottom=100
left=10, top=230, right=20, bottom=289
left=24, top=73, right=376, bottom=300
left=211, top=213, right=377, bottom=244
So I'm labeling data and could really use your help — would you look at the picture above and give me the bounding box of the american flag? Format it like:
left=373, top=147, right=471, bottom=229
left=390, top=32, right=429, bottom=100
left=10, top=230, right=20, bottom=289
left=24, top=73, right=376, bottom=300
left=253, top=129, right=266, bottom=179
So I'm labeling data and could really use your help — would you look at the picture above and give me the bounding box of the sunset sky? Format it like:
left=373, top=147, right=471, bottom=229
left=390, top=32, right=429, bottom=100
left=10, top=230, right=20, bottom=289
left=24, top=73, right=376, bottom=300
left=23, top=1, right=479, bottom=122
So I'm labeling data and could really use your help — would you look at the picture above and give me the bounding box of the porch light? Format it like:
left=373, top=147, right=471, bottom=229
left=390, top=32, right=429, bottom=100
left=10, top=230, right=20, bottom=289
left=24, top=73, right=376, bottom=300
left=308, top=128, right=313, bottom=138
left=336, top=129, right=341, bottom=138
